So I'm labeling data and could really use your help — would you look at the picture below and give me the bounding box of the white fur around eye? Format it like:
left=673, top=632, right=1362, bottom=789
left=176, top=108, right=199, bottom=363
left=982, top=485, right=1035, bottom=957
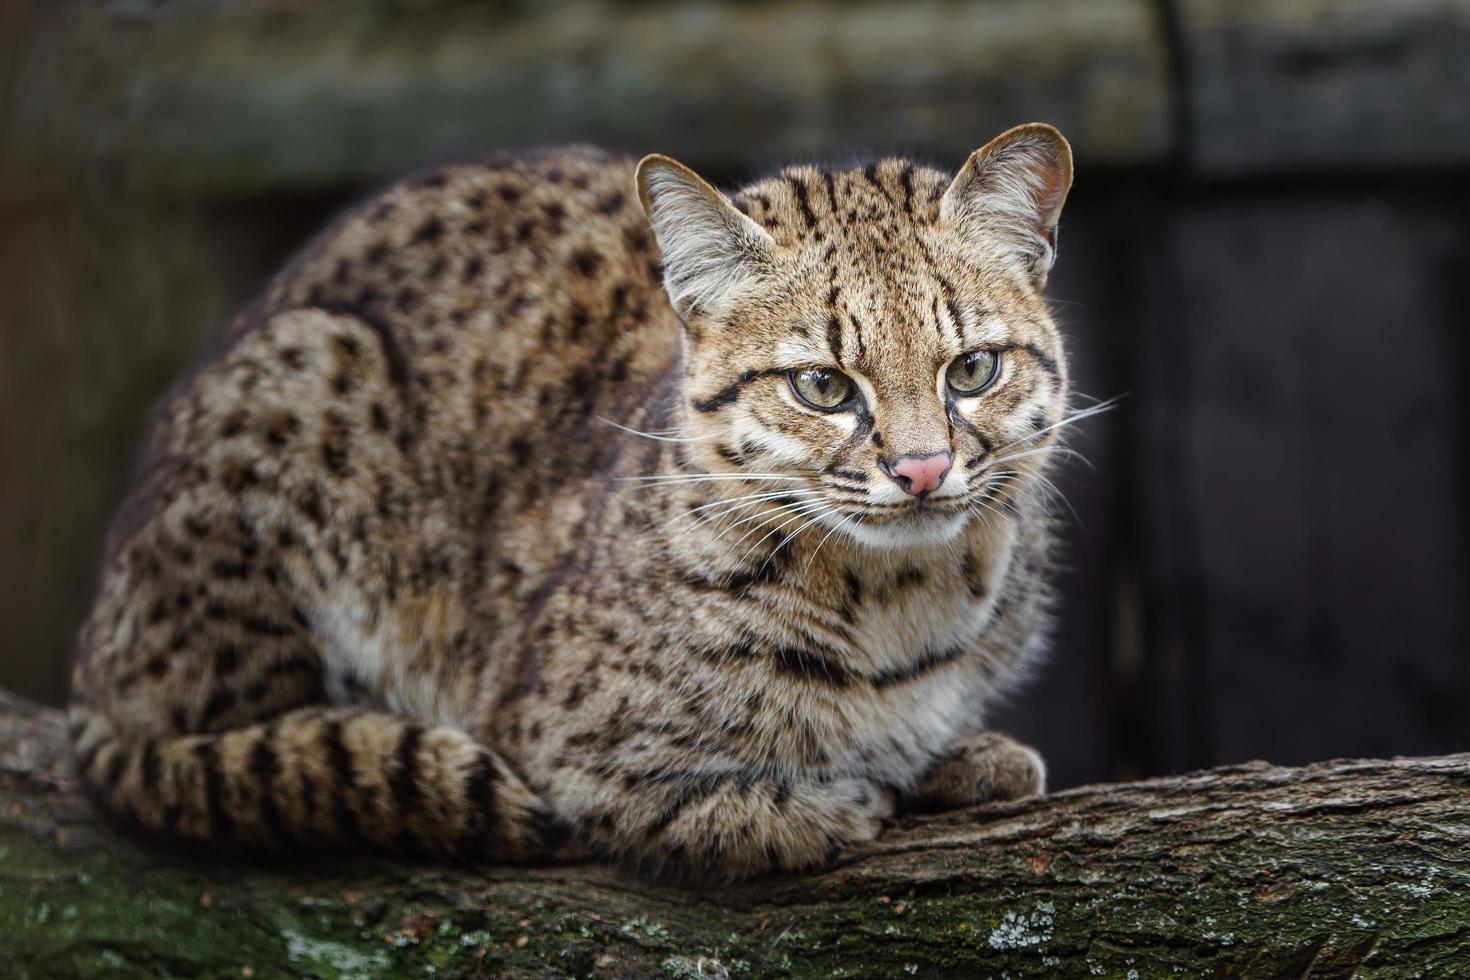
left=727, top=410, right=834, bottom=469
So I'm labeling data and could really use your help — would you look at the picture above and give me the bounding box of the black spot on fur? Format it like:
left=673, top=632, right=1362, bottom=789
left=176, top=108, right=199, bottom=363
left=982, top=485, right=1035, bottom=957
left=198, top=688, right=237, bottom=730
left=772, top=647, right=852, bottom=687
left=211, top=559, right=249, bottom=580
left=213, top=644, right=243, bottom=675
left=569, top=249, right=603, bottom=277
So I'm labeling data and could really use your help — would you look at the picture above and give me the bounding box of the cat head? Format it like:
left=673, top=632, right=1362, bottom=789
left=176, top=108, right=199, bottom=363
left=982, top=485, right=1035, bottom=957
left=637, top=123, right=1072, bottom=549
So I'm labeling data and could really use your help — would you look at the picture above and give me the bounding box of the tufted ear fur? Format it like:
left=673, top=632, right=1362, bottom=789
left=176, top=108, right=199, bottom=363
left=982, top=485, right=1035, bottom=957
left=940, top=123, right=1073, bottom=288
left=636, top=154, right=775, bottom=319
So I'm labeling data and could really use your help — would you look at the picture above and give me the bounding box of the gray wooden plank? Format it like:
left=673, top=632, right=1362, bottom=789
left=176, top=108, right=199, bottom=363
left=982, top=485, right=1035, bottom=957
left=2, top=0, right=1170, bottom=201
left=1179, top=0, right=1470, bottom=175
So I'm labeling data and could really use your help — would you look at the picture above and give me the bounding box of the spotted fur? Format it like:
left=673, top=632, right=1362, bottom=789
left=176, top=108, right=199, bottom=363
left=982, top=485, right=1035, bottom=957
left=71, top=125, right=1074, bottom=879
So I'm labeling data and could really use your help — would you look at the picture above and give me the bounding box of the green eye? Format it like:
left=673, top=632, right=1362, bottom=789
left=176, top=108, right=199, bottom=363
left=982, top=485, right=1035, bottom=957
left=946, top=350, right=1000, bottom=396
left=789, top=368, right=855, bottom=410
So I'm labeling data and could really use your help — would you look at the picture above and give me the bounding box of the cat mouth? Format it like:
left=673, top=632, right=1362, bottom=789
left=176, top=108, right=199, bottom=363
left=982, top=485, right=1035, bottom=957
left=847, top=497, right=970, bottom=528
left=836, top=501, right=973, bottom=548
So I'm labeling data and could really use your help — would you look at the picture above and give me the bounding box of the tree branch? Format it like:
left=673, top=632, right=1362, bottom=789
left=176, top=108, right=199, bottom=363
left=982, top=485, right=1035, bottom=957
left=2, top=688, right=1467, bottom=977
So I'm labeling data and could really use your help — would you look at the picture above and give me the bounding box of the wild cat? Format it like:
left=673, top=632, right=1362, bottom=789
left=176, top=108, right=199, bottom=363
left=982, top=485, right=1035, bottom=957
left=69, top=123, right=1078, bottom=879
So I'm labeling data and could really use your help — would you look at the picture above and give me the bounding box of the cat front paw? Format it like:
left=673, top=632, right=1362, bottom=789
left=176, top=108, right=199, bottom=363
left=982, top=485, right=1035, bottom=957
left=770, top=776, right=898, bottom=875
left=756, top=777, right=893, bottom=875
left=623, top=775, right=895, bottom=880
left=906, top=732, right=1046, bottom=814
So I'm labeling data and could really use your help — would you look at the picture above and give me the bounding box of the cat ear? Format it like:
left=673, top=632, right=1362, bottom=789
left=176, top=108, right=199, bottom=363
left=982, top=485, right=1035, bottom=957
left=636, top=154, right=774, bottom=318
left=940, top=123, right=1073, bottom=288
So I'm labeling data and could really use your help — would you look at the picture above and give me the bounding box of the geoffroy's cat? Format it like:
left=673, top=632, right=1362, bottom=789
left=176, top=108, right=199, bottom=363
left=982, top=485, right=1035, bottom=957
left=70, top=123, right=1077, bottom=879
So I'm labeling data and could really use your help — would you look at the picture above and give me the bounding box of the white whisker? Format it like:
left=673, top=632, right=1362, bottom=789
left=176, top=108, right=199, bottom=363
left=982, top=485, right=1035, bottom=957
left=804, top=512, right=857, bottom=570
left=728, top=500, right=834, bottom=572
left=618, top=474, right=810, bottom=485
left=988, top=396, right=1122, bottom=459
left=667, top=489, right=825, bottom=534
left=595, top=417, right=712, bottom=443
left=710, top=496, right=830, bottom=548
left=989, top=445, right=1094, bottom=471
left=682, top=488, right=823, bottom=517
left=753, top=507, right=836, bottom=579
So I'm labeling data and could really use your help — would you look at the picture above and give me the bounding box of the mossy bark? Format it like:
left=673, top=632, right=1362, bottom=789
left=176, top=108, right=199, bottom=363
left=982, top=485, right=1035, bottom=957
left=4, top=692, right=1469, bottom=977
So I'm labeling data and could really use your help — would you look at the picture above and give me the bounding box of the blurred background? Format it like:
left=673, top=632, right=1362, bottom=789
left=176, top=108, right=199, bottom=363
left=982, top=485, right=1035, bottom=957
left=2, top=0, right=1467, bottom=790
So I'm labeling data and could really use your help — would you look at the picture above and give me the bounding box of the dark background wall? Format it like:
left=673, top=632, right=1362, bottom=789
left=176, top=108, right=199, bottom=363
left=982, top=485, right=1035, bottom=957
left=2, top=0, right=1467, bottom=790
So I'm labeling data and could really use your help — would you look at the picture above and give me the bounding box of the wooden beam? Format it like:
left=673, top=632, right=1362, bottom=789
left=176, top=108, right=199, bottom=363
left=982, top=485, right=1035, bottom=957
left=2, top=0, right=1171, bottom=201
left=1178, top=0, right=1470, bottom=175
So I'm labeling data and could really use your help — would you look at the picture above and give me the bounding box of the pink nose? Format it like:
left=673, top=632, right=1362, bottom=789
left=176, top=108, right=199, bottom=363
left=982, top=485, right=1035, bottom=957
left=884, top=452, right=953, bottom=496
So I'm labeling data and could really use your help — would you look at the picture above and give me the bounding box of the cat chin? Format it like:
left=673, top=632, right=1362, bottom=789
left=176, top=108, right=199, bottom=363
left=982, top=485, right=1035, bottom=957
left=835, top=511, right=971, bottom=550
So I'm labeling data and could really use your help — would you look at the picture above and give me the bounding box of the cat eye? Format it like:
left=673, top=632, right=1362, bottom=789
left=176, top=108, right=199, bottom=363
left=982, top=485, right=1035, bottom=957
left=789, top=368, right=856, bottom=411
left=945, top=350, right=1001, bottom=397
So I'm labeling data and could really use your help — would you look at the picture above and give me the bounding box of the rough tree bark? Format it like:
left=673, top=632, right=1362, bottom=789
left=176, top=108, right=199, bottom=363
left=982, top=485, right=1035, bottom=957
left=3, top=691, right=1468, bottom=977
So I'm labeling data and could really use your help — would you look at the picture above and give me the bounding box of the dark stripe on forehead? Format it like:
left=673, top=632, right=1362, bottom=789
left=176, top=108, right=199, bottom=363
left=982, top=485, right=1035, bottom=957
left=822, top=170, right=839, bottom=215
left=788, top=176, right=818, bottom=230
left=935, top=273, right=959, bottom=313
left=899, top=164, right=915, bottom=215
left=946, top=297, right=965, bottom=331
left=937, top=274, right=965, bottom=345
left=692, top=368, right=783, bottom=413
left=863, top=162, right=897, bottom=207
left=824, top=279, right=846, bottom=363
left=850, top=312, right=868, bottom=360
left=911, top=237, right=963, bottom=346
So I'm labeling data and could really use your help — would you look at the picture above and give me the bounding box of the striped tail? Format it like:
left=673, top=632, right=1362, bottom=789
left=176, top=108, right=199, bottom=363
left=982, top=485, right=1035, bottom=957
left=68, top=705, right=574, bottom=861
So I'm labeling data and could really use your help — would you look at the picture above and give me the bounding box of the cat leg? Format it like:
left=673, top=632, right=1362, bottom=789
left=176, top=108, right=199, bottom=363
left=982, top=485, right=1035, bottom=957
left=902, top=731, right=1046, bottom=814
left=68, top=304, right=578, bottom=862
left=548, top=767, right=894, bottom=881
